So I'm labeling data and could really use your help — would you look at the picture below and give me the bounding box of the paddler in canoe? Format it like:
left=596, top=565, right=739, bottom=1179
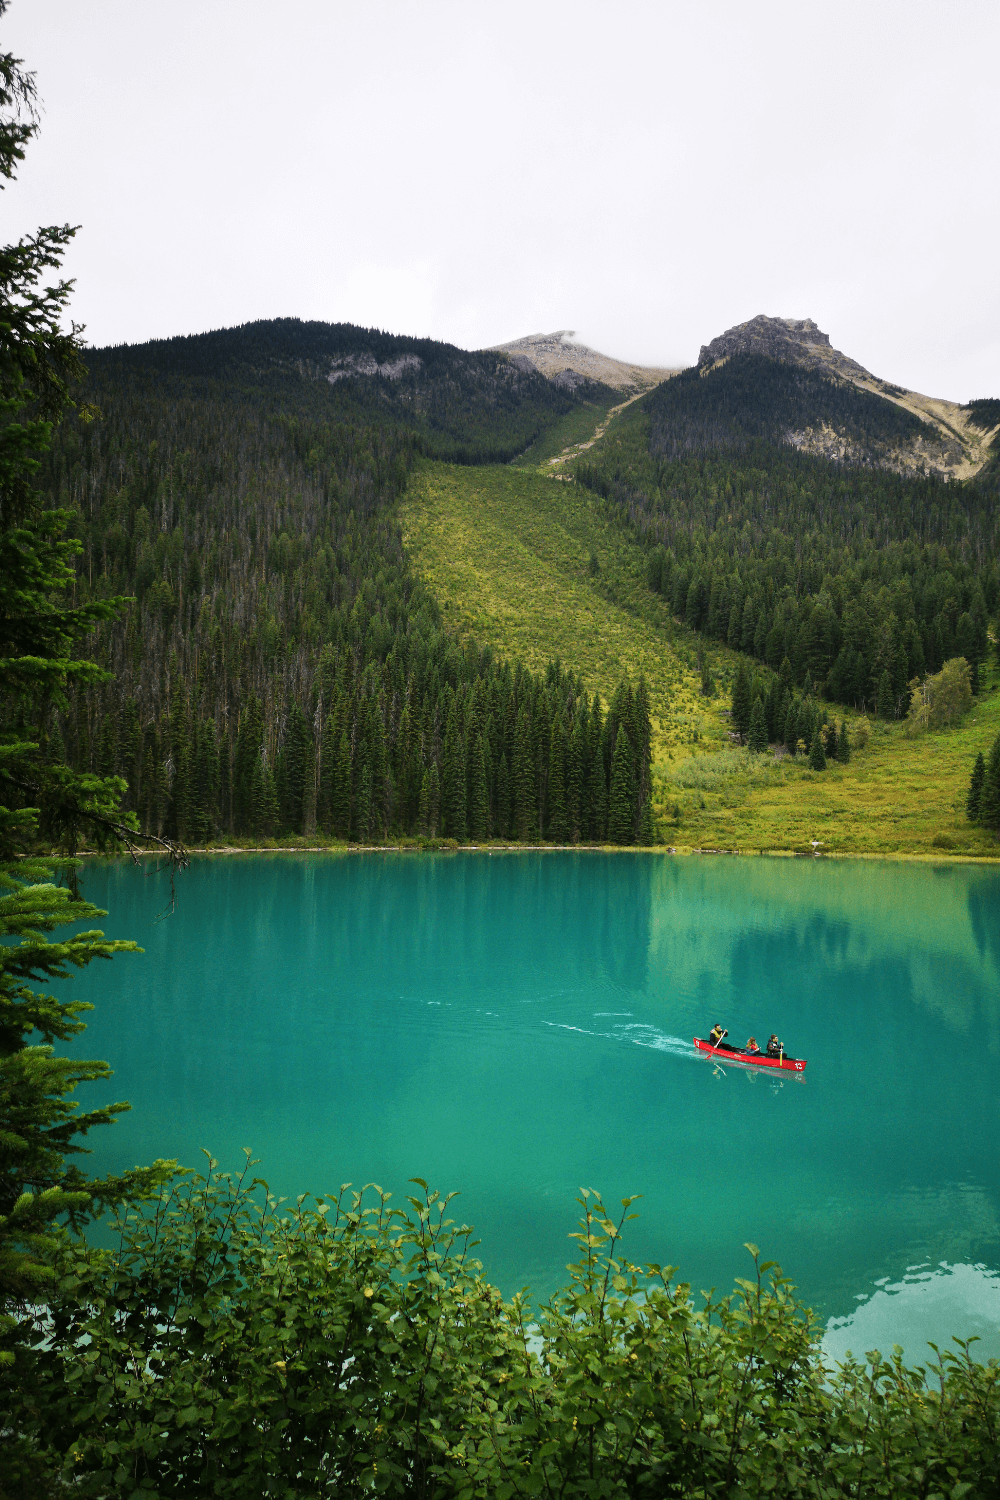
left=705, top=1029, right=781, bottom=1059
left=697, top=1029, right=805, bottom=1069
left=708, top=1023, right=734, bottom=1050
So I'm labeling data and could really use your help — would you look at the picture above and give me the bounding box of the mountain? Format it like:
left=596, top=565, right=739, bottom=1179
left=573, top=334, right=999, bottom=716
left=86, top=318, right=616, bottom=465
left=36, top=308, right=1000, bottom=851
left=490, top=330, right=679, bottom=394
left=698, top=315, right=997, bottom=479
left=37, top=319, right=647, bottom=847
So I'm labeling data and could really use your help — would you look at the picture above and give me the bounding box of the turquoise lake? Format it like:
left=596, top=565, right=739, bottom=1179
left=63, top=852, right=1000, bottom=1363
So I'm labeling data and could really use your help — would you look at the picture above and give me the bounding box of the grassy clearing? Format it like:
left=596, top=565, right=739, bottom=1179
left=401, top=456, right=1000, bottom=859
left=509, top=396, right=619, bottom=469
left=401, top=460, right=722, bottom=765
left=657, top=669, right=1000, bottom=858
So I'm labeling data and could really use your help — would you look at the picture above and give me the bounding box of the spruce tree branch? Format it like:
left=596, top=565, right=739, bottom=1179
left=0, top=764, right=189, bottom=870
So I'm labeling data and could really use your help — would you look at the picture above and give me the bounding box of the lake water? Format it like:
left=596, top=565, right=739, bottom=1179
left=63, top=851, right=1000, bottom=1364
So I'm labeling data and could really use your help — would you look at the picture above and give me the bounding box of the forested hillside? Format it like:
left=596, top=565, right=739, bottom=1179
left=36, top=334, right=1000, bottom=848
left=87, top=318, right=616, bottom=465
left=576, top=355, right=1000, bottom=717
left=649, top=354, right=938, bottom=460
left=41, top=353, right=653, bottom=846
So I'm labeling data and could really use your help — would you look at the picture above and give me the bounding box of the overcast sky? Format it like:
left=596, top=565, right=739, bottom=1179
left=5, top=0, right=1000, bottom=400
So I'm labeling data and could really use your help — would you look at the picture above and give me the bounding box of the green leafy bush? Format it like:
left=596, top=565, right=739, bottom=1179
left=5, top=1163, right=999, bottom=1496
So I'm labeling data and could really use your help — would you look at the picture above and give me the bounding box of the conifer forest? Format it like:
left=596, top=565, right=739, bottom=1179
left=576, top=356, right=1000, bottom=721
left=44, top=332, right=652, bottom=846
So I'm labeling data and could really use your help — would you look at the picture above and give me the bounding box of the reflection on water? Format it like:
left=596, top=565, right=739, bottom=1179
left=64, top=851, right=1000, bottom=1363
left=824, top=1261, right=1000, bottom=1365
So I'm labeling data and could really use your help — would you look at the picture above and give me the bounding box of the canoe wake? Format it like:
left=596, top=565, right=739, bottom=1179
left=543, top=1020, right=700, bottom=1059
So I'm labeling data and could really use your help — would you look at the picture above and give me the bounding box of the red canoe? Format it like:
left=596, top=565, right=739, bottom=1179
left=694, top=1038, right=807, bottom=1072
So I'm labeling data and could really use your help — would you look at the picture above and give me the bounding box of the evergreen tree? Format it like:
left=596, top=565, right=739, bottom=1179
left=147, top=728, right=168, bottom=836
left=468, top=732, right=488, bottom=842
left=979, top=736, right=1000, bottom=834
left=97, top=707, right=118, bottom=779
left=394, top=703, right=418, bottom=830
left=876, top=669, right=895, bottom=721
left=809, top=724, right=827, bottom=771
left=233, top=694, right=263, bottom=834
left=747, top=696, right=768, bottom=754
left=835, top=719, right=851, bottom=765
left=367, top=700, right=388, bottom=839
left=513, top=705, right=535, bottom=841
left=567, top=719, right=585, bottom=843
left=318, top=707, right=338, bottom=833
left=278, top=701, right=309, bottom=834
left=731, top=661, right=752, bottom=741
left=217, top=728, right=232, bottom=830
left=0, top=33, right=180, bottom=1322
left=190, top=718, right=217, bottom=843
left=966, top=751, right=986, bottom=822
left=418, top=768, right=432, bottom=836
left=426, top=762, right=440, bottom=837
left=249, top=753, right=266, bottom=838
left=332, top=731, right=352, bottom=840
left=588, top=740, right=608, bottom=840
left=587, top=694, right=607, bottom=840
left=441, top=700, right=466, bottom=840
left=637, top=796, right=656, bottom=846
left=262, top=763, right=280, bottom=837
left=763, top=677, right=782, bottom=742
left=166, top=688, right=191, bottom=841
left=75, top=696, right=91, bottom=772
left=547, top=718, right=568, bottom=842
left=496, top=752, right=511, bottom=840
left=632, top=676, right=653, bottom=816
left=355, top=763, right=373, bottom=843
left=608, top=726, right=635, bottom=845
left=532, top=685, right=552, bottom=839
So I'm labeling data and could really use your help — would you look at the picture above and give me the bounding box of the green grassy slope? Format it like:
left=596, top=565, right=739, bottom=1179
left=401, top=451, right=1000, bottom=858
left=400, top=460, right=715, bottom=765
left=509, top=394, right=620, bottom=468
left=659, top=670, right=1000, bottom=857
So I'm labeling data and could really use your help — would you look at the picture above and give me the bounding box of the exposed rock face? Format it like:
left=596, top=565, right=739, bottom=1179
left=551, top=367, right=588, bottom=391
left=697, top=315, right=996, bottom=481
left=327, top=352, right=424, bottom=382
left=698, top=315, right=871, bottom=381
left=490, top=330, right=678, bottom=393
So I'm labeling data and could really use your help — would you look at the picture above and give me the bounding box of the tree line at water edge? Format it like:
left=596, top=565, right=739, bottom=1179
left=62, top=652, right=656, bottom=847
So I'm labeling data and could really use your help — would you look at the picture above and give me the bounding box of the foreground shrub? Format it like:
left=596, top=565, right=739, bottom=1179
left=4, top=1160, right=999, bottom=1497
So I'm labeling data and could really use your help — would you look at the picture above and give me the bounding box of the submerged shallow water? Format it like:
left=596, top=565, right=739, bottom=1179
left=63, top=851, right=1000, bottom=1363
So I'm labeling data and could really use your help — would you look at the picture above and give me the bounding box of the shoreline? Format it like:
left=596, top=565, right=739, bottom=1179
left=67, top=843, right=1000, bottom=866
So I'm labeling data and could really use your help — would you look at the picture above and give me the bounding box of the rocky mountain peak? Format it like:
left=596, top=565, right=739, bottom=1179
left=698, top=314, right=869, bottom=379
left=490, top=330, right=679, bottom=393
